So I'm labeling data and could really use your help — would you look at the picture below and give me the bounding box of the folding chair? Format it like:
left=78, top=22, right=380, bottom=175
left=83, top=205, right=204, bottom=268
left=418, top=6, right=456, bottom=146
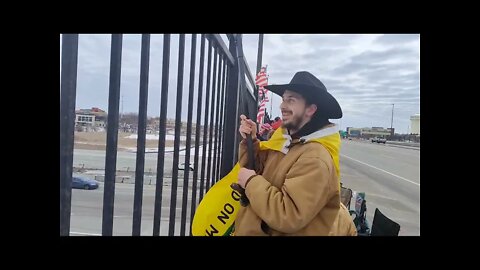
left=370, top=208, right=401, bottom=236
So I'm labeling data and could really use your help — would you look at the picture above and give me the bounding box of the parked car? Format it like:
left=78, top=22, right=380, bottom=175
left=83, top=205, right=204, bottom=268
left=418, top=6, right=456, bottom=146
left=371, top=137, right=387, bottom=144
left=72, top=176, right=99, bottom=190
left=178, top=162, right=194, bottom=171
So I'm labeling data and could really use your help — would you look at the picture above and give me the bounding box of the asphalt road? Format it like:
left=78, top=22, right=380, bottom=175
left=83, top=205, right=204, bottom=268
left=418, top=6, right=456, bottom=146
left=69, top=183, right=196, bottom=236
left=68, top=139, right=420, bottom=236
left=339, top=139, right=420, bottom=236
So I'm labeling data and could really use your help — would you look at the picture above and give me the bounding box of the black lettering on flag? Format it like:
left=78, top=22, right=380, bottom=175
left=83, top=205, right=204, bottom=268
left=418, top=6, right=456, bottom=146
left=224, top=203, right=234, bottom=214
left=218, top=203, right=235, bottom=224
left=218, top=210, right=229, bottom=224
left=231, top=190, right=241, bottom=201
left=206, top=224, right=218, bottom=236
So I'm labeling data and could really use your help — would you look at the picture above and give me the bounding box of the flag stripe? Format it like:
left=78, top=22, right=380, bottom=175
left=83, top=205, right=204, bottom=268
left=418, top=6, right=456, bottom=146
left=256, top=66, right=269, bottom=123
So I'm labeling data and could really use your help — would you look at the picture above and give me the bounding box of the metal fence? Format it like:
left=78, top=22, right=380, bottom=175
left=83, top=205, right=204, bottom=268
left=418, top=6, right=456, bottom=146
left=60, top=34, right=262, bottom=236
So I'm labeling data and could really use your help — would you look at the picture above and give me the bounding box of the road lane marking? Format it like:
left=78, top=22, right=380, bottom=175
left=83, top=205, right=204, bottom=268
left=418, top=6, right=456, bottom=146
left=70, top=231, right=102, bottom=236
left=341, top=154, right=420, bottom=187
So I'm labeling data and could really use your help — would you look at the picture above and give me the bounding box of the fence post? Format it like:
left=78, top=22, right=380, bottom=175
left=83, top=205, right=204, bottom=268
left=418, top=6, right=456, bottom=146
left=102, top=34, right=123, bottom=236
left=60, top=34, right=79, bottom=236
left=220, top=35, right=240, bottom=178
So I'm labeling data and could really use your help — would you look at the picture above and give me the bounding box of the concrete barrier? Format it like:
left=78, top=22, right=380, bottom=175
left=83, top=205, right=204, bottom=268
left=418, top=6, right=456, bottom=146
left=386, top=141, right=420, bottom=148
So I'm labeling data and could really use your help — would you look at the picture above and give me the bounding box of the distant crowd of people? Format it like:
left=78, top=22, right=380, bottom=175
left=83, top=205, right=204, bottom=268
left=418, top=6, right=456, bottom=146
left=257, top=116, right=282, bottom=141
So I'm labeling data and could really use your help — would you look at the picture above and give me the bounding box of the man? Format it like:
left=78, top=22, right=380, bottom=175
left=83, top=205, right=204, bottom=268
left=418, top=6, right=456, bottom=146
left=234, top=71, right=357, bottom=236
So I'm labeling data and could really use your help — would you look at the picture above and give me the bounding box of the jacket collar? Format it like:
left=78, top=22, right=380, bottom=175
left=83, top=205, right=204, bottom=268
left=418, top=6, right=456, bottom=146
left=259, top=123, right=342, bottom=184
left=282, top=124, right=339, bottom=153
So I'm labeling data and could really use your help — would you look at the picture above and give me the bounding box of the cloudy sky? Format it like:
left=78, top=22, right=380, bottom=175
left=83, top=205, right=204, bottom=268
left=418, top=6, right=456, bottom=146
left=60, top=34, right=419, bottom=134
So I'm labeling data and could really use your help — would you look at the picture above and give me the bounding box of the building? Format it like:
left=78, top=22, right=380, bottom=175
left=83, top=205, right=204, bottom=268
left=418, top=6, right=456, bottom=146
left=346, top=127, right=394, bottom=139
left=410, top=114, right=420, bottom=135
left=75, top=107, right=107, bottom=132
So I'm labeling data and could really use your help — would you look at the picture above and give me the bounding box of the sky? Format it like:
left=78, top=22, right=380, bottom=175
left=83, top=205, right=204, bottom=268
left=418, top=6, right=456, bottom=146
left=60, top=34, right=420, bottom=134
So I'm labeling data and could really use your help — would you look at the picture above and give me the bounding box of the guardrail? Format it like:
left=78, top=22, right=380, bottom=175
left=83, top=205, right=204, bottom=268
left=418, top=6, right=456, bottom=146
left=386, top=141, right=420, bottom=148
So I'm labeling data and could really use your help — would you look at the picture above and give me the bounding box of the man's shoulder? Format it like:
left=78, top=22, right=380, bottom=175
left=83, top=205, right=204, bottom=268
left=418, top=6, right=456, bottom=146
left=294, top=142, right=331, bottom=159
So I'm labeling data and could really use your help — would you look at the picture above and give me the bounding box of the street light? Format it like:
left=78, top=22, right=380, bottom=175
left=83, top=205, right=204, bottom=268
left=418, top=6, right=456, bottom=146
left=390, top=103, right=394, bottom=138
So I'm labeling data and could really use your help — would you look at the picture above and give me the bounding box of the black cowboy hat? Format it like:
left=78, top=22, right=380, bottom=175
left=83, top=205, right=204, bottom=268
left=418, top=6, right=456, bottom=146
left=264, top=71, right=342, bottom=119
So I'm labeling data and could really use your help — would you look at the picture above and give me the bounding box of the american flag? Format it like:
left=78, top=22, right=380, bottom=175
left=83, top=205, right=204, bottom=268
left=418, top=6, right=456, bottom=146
left=255, top=66, right=269, bottom=123
left=255, top=67, right=268, bottom=99
left=257, top=98, right=268, bottom=123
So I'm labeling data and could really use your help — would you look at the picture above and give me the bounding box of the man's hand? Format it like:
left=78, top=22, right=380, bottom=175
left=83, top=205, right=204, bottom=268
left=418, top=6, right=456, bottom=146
left=239, top=114, right=257, bottom=140
left=237, top=167, right=256, bottom=189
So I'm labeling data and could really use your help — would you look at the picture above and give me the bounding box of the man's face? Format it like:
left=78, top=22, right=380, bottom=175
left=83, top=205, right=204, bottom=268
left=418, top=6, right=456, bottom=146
left=280, top=90, right=317, bottom=132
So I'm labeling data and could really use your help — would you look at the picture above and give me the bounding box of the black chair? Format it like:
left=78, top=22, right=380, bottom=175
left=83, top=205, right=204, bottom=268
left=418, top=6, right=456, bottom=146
left=370, top=208, right=401, bottom=236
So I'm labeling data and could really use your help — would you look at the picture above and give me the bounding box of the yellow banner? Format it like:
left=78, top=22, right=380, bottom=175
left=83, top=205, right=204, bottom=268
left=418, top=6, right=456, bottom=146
left=191, top=163, right=241, bottom=236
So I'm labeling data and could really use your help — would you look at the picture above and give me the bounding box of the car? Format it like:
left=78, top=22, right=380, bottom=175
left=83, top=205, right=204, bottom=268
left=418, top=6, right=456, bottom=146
left=178, top=162, right=194, bottom=171
left=371, top=137, right=387, bottom=144
left=72, top=176, right=100, bottom=190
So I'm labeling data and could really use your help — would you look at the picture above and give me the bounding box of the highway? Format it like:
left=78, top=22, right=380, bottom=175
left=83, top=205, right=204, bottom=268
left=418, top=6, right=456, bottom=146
left=68, top=139, right=420, bottom=236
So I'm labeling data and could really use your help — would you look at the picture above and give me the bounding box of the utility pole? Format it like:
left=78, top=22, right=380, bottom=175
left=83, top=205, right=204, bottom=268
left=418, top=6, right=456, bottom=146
left=270, top=90, right=273, bottom=118
left=390, top=103, right=394, bottom=138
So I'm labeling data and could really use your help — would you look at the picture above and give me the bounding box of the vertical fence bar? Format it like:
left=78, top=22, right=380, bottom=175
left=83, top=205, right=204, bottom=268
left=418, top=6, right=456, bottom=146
left=60, top=34, right=79, bottom=236
left=169, top=34, right=186, bottom=236
left=205, top=46, right=218, bottom=191
left=189, top=34, right=206, bottom=230
left=236, top=34, right=255, bottom=167
left=216, top=58, right=227, bottom=183
left=254, top=34, right=264, bottom=129
left=199, top=41, right=213, bottom=201
left=180, top=34, right=196, bottom=236
left=212, top=56, right=223, bottom=185
left=221, top=36, right=240, bottom=178
left=102, top=34, right=123, bottom=236
left=153, top=34, right=170, bottom=236
left=238, top=36, right=257, bottom=156
left=132, top=34, right=150, bottom=236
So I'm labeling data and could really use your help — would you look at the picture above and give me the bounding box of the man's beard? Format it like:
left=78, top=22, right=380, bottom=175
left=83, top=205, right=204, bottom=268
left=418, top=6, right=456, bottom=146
left=282, top=109, right=306, bottom=132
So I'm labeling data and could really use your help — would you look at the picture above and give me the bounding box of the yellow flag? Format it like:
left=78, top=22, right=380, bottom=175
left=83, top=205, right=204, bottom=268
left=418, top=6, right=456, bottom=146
left=191, top=163, right=241, bottom=236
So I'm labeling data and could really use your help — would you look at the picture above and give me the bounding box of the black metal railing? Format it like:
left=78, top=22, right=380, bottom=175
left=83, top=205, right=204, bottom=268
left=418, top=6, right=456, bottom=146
left=60, top=34, right=261, bottom=236
left=152, top=34, right=171, bottom=236
left=132, top=34, right=151, bottom=236
left=102, top=34, right=123, bottom=236
left=60, top=34, right=79, bottom=236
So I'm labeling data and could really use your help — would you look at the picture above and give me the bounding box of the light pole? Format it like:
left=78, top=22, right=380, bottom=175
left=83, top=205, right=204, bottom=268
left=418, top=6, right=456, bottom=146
left=390, top=103, right=394, bottom=138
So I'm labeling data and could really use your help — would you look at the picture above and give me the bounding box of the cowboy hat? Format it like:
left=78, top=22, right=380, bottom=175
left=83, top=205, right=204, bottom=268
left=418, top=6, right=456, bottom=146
left=264, top=71, right=342, bottom=119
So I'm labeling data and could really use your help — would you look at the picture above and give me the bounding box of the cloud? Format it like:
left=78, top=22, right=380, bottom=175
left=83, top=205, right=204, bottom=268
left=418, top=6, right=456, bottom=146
left=73, top=34, right=220, bottom=125
left=229, top=34, right=420, bottom=134
left=374, top=34, right=420, bottom=45
left=63, top=34, right=419, bottom=134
